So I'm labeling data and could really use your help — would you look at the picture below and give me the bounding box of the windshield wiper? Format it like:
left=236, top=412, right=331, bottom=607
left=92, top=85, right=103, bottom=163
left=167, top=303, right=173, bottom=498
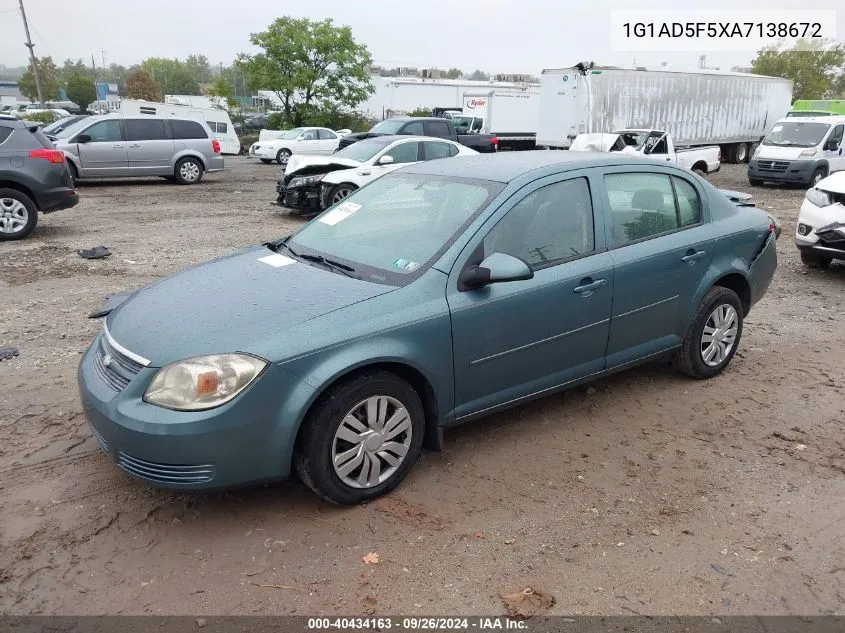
left=297, top=253, right=357, bottom=273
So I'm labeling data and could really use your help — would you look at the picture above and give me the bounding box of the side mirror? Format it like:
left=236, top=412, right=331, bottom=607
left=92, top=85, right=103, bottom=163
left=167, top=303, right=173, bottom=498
left=826, top=140, right=839, bottom=151
left=76, top=134, right=91, bottom=143
left=377, top=154, right=395, bottom=165
left=459, top=252, right=533, bottom=290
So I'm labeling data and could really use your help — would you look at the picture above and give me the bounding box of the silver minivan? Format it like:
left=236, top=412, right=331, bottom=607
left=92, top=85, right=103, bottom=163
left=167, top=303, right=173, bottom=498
left=53, top=113, right=224, bottom=184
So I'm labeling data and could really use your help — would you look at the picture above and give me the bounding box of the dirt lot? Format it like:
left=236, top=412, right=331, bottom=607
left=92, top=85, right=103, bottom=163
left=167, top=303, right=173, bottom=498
left=1, top=157, right=843, bottom=617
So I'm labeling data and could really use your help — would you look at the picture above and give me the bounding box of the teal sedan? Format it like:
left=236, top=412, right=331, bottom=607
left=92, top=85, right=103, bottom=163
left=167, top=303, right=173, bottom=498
left=78, top=152, right=777, bottom=504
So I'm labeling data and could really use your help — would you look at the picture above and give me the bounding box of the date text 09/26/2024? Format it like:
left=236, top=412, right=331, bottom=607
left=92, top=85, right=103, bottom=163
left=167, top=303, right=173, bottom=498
left=307, top=617, right=527, bottom=630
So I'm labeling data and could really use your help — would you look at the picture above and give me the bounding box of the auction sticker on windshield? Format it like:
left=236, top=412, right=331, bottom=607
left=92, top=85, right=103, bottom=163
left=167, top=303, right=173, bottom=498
left=319, top=202, right=362, bottom=226
left=258, top=253, right=296, bottom=267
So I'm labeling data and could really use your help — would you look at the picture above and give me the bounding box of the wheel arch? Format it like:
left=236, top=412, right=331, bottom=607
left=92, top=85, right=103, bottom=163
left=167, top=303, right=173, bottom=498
left=711, top=272, right=751, bottom=316
left=0, top=179, right=37, bottom=206
left=692, top=161, right=708, bottom=174
left=172, top=150, right=207, bottom=171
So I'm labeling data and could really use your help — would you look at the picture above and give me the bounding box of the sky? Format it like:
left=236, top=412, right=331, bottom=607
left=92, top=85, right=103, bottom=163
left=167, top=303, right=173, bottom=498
left=0, top=0, right=842, bottom=74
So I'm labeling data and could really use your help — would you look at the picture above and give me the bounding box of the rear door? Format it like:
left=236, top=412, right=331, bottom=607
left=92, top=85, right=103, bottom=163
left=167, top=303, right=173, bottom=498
left=125, top=118, right=174, bottom=174
left=597, top=168, right=719, bottom=369
left=316, top=129, right=339, bottom=154
left=423, top=120, right=452, bottom=140
left=75, top=119, right=128, bottom=175
left=421, top=140, right=458, bottom=161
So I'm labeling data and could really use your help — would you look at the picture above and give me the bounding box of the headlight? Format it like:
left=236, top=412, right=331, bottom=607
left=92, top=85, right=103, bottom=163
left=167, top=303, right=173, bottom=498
left=752, top=145, right=761, bottom=158
left=144, top=353, right=268, bottom=411
left=288, top=174, right=325, bottom=188
left=799, top=148, right=818, bottom=157
left=805, top=187, right=831, bottom=208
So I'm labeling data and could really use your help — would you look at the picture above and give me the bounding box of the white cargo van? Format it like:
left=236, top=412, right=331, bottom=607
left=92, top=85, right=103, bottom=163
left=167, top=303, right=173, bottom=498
left=748, top=115, right=845, bottom=187
left=119, top=99, right=241, bottom=155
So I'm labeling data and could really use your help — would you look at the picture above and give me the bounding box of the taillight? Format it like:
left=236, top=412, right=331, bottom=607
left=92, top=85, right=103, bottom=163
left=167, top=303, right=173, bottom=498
left=212, top=139, right=221, bottom=154
left=29, top=148, right=65, bottom=164
left=491, top=136, right=499, bottom=150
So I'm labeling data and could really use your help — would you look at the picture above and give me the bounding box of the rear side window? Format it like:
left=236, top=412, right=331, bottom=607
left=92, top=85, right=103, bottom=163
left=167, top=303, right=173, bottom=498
left=125, top=119, right=167, bottom=141
left=422, top=141, right=453, bottom=160
left=423, top=121, right=450, bottom=138
left=0, top=126, right=12, bottom=145
left=604, top=173, right=685, bottom=245
left=317, top=129, right=336, bottom=140
left=214, top=121, right=227, bottom=134
left=401, top=121, right=425, bottom=135
left=170, top=119, right=208, bottom=140
left=672, top=177, right=702, bottom=226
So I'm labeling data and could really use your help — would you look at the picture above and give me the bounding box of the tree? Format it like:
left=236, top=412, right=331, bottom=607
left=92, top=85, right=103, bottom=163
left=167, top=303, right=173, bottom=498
left=751, top=38, right=845, bottom=100
left=206, top=76, right=238, bottom=109
left=18, top=56, right=61, bottom=102
left=59, top=58, right=93, bottom=85
left=468, top=69, right=490, bottom=81
left=444, top=68, right=463, bottom=79
left=185, top=54, right=211, bottom=84
left=141, top=58, right=200, bottom=95
left=125, top=69, right=163, bottom=101
left=66, top=75, right=97, bottom=111
left=100, top=64, right=131, bottom=94
left=408, top=106, right=432, bottom=117
left=237, top=17, right=374, bottom=127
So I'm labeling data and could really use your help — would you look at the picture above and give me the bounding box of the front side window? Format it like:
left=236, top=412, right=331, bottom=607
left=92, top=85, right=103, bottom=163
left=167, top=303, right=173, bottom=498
left=125, top=119, right=167, bottom=141
left=288, top=174, right=502, bottom=283
left=827, top=124, right=844, bottom=148
left=605, top=172, right=697, bottom=245
left=483, top=178, right=595, bottom=269
left=299, top=129, right=318, bottom=140
left=82, top=120, right=122, bottom=142
left=402, top=121, right=425, bottom=135
left=382, top=141, right=419, bottom=164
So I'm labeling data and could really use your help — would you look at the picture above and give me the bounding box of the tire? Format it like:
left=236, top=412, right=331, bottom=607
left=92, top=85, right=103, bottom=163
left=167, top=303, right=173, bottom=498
left=734, top=143, right=749, bottom=164
left=0, top=188, right=38, bottom=241
left=672, top=287, right=744, bottom=379
left=800, top=251, right=832, bottom=269
left=174, top=157, right=204, bottom=185
left=294, top=370, right=425, bottom=505
left=67, top=161, right=79, bottom=187
left=809, top=167, right=826, bottom=188
left=722, top=145, right=736, bottom=164
left=749, top=178, right=763, bottom=186
left=328, top=183, right=357, bottom=207
left=276, top=149, right=292, bottom=165
left=692, top=167, right=706, bottom=177
left=260, top=159, right=273, bottom=165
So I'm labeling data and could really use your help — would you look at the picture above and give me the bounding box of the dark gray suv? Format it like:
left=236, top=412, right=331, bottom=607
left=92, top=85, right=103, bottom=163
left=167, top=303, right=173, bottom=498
left=0, top=119, right=79, bottom=240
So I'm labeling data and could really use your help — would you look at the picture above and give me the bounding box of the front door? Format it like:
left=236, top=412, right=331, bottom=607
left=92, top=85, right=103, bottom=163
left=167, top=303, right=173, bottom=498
left=597, top=168, right=718, bottom=369
left=75, top=119, right=128, bottom=176
left=823, top=124, right=845, bottom=173
left=125, top=118, right=174, bottom=173
left=447, top=172, right=614, bottom=420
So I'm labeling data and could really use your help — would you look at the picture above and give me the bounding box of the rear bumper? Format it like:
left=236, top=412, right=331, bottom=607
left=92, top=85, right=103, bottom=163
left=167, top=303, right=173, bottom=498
left=37, top=186, right=79, bottom=213
left=748, top=158, right=817, bottom=184
left=749, top=231, right=777, bottom=308
left=206, top=156, right=225, bottom=173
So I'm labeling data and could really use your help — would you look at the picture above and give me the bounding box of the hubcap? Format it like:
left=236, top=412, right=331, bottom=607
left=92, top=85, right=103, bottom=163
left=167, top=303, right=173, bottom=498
left=279, top=151, right=291, bottom=165
left=0, top=198, right=28, bottom=234
left=332, top=396, right=413, bottom=489
left=700, top=304, right=738, bottom=367
left=331, top=188, right=351, bottom=205
left=180, top=161, right=200, bottom=182
left=813, top=172, right=824, bottom=185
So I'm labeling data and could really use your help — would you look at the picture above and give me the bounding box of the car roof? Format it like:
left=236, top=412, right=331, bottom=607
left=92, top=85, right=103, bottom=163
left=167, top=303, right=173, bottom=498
left=399, top=150, right=665, bottom=183
left=359, top=135, right=457, bottom=144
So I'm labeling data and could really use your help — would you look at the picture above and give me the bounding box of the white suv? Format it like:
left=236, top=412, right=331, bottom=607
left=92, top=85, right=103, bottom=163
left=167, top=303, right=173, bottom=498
left=796, top=171, right=845, bottom=268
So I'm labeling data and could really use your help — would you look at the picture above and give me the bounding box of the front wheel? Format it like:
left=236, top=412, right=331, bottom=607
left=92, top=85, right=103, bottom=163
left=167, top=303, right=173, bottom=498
left=0, top=189, right=38, bottom=241
left=174, top=157, right=204, bottom=184
left=276, top=149, right=292, bottom=165
left=673, top=287, right=744, bottom=379
left=809, top=167, right=826, bottom=188
left=692, top=167, right=706, bottom=177
left=294, top=371, right=425, bottom=505
left=328, top=184, right=357, bottom=207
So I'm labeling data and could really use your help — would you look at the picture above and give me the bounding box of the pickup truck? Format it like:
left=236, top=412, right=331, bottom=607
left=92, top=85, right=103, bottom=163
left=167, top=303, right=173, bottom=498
left=569, top=129, right=721, bottom=176
left=336, top=117, right=498, bottom=154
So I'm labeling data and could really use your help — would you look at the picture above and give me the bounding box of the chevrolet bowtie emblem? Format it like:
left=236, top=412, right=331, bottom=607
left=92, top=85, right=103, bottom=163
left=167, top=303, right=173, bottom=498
left=102, top=354, right=113, bottom=367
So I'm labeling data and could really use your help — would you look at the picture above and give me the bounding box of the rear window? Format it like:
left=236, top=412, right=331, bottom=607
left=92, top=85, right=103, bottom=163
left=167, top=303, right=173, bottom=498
left=30, top=127, right=54, bottom=149
left=0, top=126, right=12, bottom=145
left=125, top=118, right=167, bottom=141
left=170, top=119, right=208, bottom=140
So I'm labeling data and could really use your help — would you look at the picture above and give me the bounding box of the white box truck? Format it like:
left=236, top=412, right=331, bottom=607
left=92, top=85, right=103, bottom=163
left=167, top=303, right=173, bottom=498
left=537, top=64, right=793, bottom=163
left=457, top=89, right=540, bottom=151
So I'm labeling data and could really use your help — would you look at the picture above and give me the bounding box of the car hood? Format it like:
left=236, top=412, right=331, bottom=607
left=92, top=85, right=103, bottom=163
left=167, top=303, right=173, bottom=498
left=817, top=171, right=845, bottom=194
left=106, top=245, right=396, bottom=366
left=285, top=154, right=362, bottom=176
left=755, top=146, right=815, bottom=160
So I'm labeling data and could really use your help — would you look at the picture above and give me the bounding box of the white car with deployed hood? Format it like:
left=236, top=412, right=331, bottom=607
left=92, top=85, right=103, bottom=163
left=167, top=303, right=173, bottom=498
left=253, top=126, right=343, bottom=165
left=276, top=135, right=477, bottom=212
left=796, top=171, right=845, bottom=268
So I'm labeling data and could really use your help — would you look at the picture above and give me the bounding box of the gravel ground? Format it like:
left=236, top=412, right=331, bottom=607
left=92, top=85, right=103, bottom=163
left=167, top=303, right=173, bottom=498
left=1, top=157, right=843, bottom=617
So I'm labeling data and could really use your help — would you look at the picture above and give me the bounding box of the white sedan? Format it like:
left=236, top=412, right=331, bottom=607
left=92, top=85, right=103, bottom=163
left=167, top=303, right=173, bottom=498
left=253, top=126, right=342, bottom=165
left=277, top=135, right=477, bottom=212
left=795, top=171, right=845, bottom=269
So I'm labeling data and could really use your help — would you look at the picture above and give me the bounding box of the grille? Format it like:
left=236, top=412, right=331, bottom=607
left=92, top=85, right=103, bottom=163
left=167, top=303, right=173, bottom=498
left=816, top=228, right=845, bottom=245
left=94, top=334, right=143, bottom=392
left=830, top=191, right=845, bottom=206
left=91, top=426, right=108, bottom=453
left=116, top=452, right=215, bottom=485
left=757, top=160, right=789, bottom=172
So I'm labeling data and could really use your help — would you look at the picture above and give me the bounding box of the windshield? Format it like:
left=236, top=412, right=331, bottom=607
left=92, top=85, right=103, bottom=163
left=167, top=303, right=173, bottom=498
left=786, top=111, right=831, bottom=118
left=287, top=173, right=502, bottom=284
left=333, top=137, right=394, bottom=162
left=281, top=127, right=305, bottom=139
left=370, top=119, right=406, bottom=134
left=53, top=117, right=94, bottom=139
left=43, top=116, right=85, bottom=135
left=762, top=122, right=830, bottom=147
left=612, top=131, right=651, bottom=150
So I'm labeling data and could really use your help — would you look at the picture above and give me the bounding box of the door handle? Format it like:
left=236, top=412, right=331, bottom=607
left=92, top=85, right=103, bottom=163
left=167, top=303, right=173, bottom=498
left=665, top=157, right=671, bottom=161
left=681, top=250, right=706, bottom=264
left=128, top=143, right=141, bottom=148
left=113, top=144, right=125, bottom=148
left=574, top=278, right=607, bottom=294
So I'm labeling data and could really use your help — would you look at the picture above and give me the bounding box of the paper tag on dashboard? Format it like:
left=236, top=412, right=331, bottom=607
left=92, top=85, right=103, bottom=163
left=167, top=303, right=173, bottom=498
left=258, top=253, right=296, bottom=267
left=319, top=202, right=361, bottom=226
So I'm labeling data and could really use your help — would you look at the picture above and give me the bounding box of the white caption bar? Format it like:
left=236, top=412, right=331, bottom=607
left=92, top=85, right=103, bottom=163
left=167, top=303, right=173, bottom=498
left=611, top=10, right=837, bottom=52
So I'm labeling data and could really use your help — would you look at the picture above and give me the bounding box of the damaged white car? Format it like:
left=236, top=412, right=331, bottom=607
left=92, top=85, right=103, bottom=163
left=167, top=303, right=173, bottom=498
left=276, top=135, right=477, bottom=213
left=796, top=171, right=845, bottom=268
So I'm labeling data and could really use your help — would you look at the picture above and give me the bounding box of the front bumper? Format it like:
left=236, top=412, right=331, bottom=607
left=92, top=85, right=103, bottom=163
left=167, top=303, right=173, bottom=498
left=748, top=158, right=818, bottom=184
left=276, top=179, right=321, bottom=212
left=795, top=199, right=845, bottom=257
left=77, top=333, right=312, bottom=491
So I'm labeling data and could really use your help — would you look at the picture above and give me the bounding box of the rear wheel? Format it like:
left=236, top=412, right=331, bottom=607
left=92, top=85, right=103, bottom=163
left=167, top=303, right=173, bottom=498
left=0, top=188, right=38, bottom=241
left=673, top=287, right=744, bottom=379
left=67, top=161, right=79, bottom=186
left=692, top=166, right=706, bottom=177
left=276, top=149, right=292, bottom=165
left=800, top=251, right=832, bottom=269
left=734, top=143, right=749, bottom=164
left=294, top=371, right=425, bottom=505
left=174, top=157, right=203, bottom=185
left=329, top=183, right=358, bottom=207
